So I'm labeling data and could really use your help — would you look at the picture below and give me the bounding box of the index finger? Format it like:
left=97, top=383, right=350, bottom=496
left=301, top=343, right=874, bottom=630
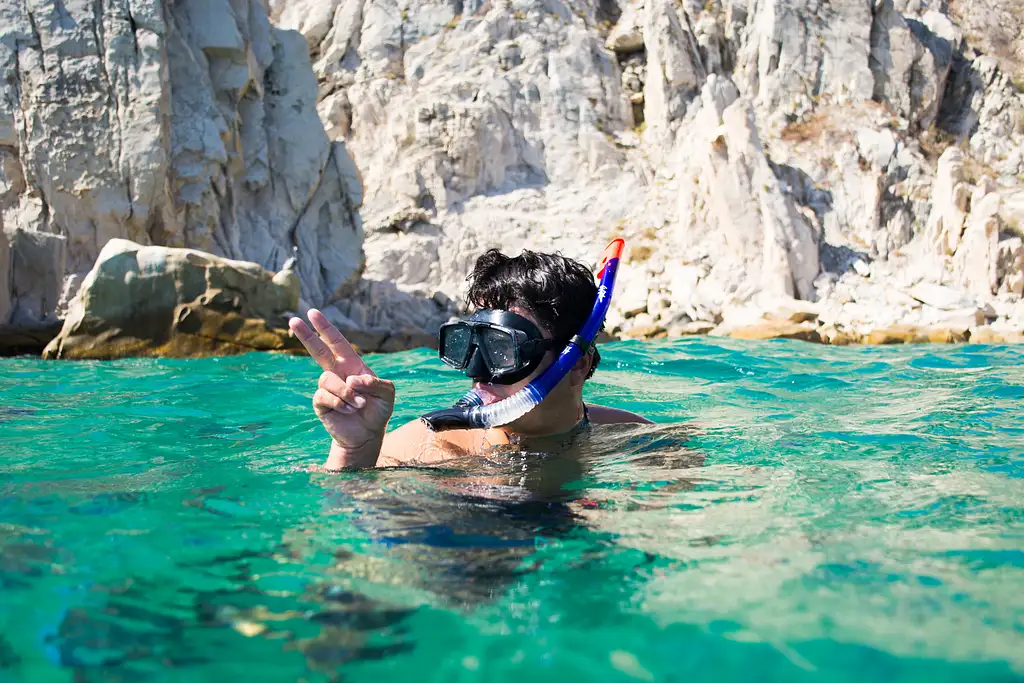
left=308, top=309, right=375, bottom=377
left=289, top=316, right=337, bottom=372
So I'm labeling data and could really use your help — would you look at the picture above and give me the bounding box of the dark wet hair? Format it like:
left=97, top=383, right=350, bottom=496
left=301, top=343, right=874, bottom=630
left=466, top=249, right=601, bottom=378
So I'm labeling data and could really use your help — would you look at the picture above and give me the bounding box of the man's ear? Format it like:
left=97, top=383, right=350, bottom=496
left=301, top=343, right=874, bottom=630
left=570, top=349, right=592, bottom=386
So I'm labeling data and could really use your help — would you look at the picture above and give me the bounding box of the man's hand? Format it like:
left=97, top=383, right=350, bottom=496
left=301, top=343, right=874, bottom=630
left=289, top=309, right=395, bottom=469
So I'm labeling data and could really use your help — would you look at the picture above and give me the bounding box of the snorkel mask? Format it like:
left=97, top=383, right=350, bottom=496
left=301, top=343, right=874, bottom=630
left=421, top=238, right=625, bottom=432
left=438, top=309, right=560, bottom=385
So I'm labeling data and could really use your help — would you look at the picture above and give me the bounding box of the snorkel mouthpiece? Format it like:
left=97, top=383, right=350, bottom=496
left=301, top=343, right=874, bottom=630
left=420, top=238, right=626, bottom=432
left=419, top=406, right=485, bottom=430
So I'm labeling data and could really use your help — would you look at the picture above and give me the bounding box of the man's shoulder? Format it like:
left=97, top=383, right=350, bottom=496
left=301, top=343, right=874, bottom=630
left=378, top=418, right=480, bottom=466
left=387, top=418, right=479, bottom=445
left=587, top=404, right=653, bottom=425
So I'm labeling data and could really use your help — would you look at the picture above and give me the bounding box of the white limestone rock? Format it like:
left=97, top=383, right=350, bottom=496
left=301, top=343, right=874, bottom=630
left=907, top=282, right=974, bottom=310
left=924, top=148, right=971, bottom=255
left=252, top=0, right=1024, bottom=342
left=283, top=0, right=632, bottom=231
left=996, top=236, right=1024, bottom=296
left=869, top=0, right=950, bottom=131
left=607, top=0, right=645, bottom=54
left=856, top=128, right=898, bottom=171
left=823, top=142, right=884, bottom=258
left=735, top=0, right=875, bottom=126
left=642, top=0, right=703, bottom=135
left=0, top=229, right=10, bottom=324
left=5, top=228, right=67, bottom=326
left=675, top=77, right=819, bottom=301
left=0, top=0, right=363, bottom=327
left=953, top=191, right=1001, bottom=297
left=940, top=54, right=1024, bottom=176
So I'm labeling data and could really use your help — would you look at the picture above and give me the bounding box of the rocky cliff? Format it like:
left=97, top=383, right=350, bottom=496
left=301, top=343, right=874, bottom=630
left=2, top=0, right=1023, bottom=355
left=0, top=0, right=364, bottom=337
left=271, top=0, right=1023, bottom=342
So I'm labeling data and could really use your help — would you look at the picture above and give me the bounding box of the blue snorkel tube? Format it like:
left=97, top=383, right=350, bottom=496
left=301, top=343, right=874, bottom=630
left=420, top=238, right=626, bottom=432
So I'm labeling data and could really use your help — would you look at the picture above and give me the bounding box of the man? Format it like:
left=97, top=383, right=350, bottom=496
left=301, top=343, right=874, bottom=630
left=290, top=249, right=651, bottom=470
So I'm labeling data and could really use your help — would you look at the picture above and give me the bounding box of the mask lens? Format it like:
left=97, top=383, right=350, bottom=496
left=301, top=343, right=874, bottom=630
left=479, top=327, right=517, bottom=372
left=440, top=324, right=473, bottom=367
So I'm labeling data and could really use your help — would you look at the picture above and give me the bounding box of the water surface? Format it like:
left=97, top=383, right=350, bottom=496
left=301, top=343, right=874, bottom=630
left=1, top=339, right=1022, bottom=682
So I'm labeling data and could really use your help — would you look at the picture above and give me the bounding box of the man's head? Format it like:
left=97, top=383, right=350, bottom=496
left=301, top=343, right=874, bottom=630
left=464, top=248, right=602, bottom=380
left=432, top=249, right=600, bottom=435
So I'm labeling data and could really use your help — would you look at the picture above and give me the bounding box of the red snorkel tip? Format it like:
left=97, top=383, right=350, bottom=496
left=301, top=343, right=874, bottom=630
left=597, top=238, right=626, bottom=279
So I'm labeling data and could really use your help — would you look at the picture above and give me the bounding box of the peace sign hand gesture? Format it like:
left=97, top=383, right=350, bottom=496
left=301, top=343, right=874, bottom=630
left=289, top=309, right=396, bottom=469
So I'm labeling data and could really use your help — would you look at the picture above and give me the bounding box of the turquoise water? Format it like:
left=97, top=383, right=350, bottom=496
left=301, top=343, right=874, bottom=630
left=1, top=339, right=1022, bottom=682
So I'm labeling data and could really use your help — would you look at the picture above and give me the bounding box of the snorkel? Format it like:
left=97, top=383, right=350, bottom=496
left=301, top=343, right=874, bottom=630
left=420, top=238, right=625, bottom=432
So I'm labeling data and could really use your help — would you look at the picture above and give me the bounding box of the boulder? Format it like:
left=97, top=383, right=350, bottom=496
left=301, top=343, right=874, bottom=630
left=920, top=306, right=989, bottom=329
left=668, top=321, right=716, bottom=336
left=0, top=227, right=68, bottom=355
left=43, top=240, right=303, bottom=360
left=667, top=265, right=702, bottom=309
left=724, top=320, right=822, bottom=343
left=646, top=291, right=673, bottom=319
left=762, top=297, right=823, bottom=323
left=922, top=327, right=973, bottom=344
left=856, top=128, right=897, bottom=170
left=862, top=325, right=970, bottom=344
left=969, top=326, right=1024, bottom=344
left=617, top=274, right=652, bottom=318
left=606, top=0, right=646, bottom=54
left=337, top=327, right=437, bottom=355
left=325, top=277, right=455, bottom=336
left=623, top=323, right=668, bottom=339
left=818, top=325, right=858, bottom=346
left=342, top=329, right=390, bottom=355
left=907, top=282, right=974, bottom=310
left=993, top=300, right=1024, bottom=328
left=379, top=331, right=439, bottom=353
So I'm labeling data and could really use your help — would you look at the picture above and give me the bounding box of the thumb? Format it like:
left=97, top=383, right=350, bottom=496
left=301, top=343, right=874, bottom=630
left=346, top=374, right=396, bottom=402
